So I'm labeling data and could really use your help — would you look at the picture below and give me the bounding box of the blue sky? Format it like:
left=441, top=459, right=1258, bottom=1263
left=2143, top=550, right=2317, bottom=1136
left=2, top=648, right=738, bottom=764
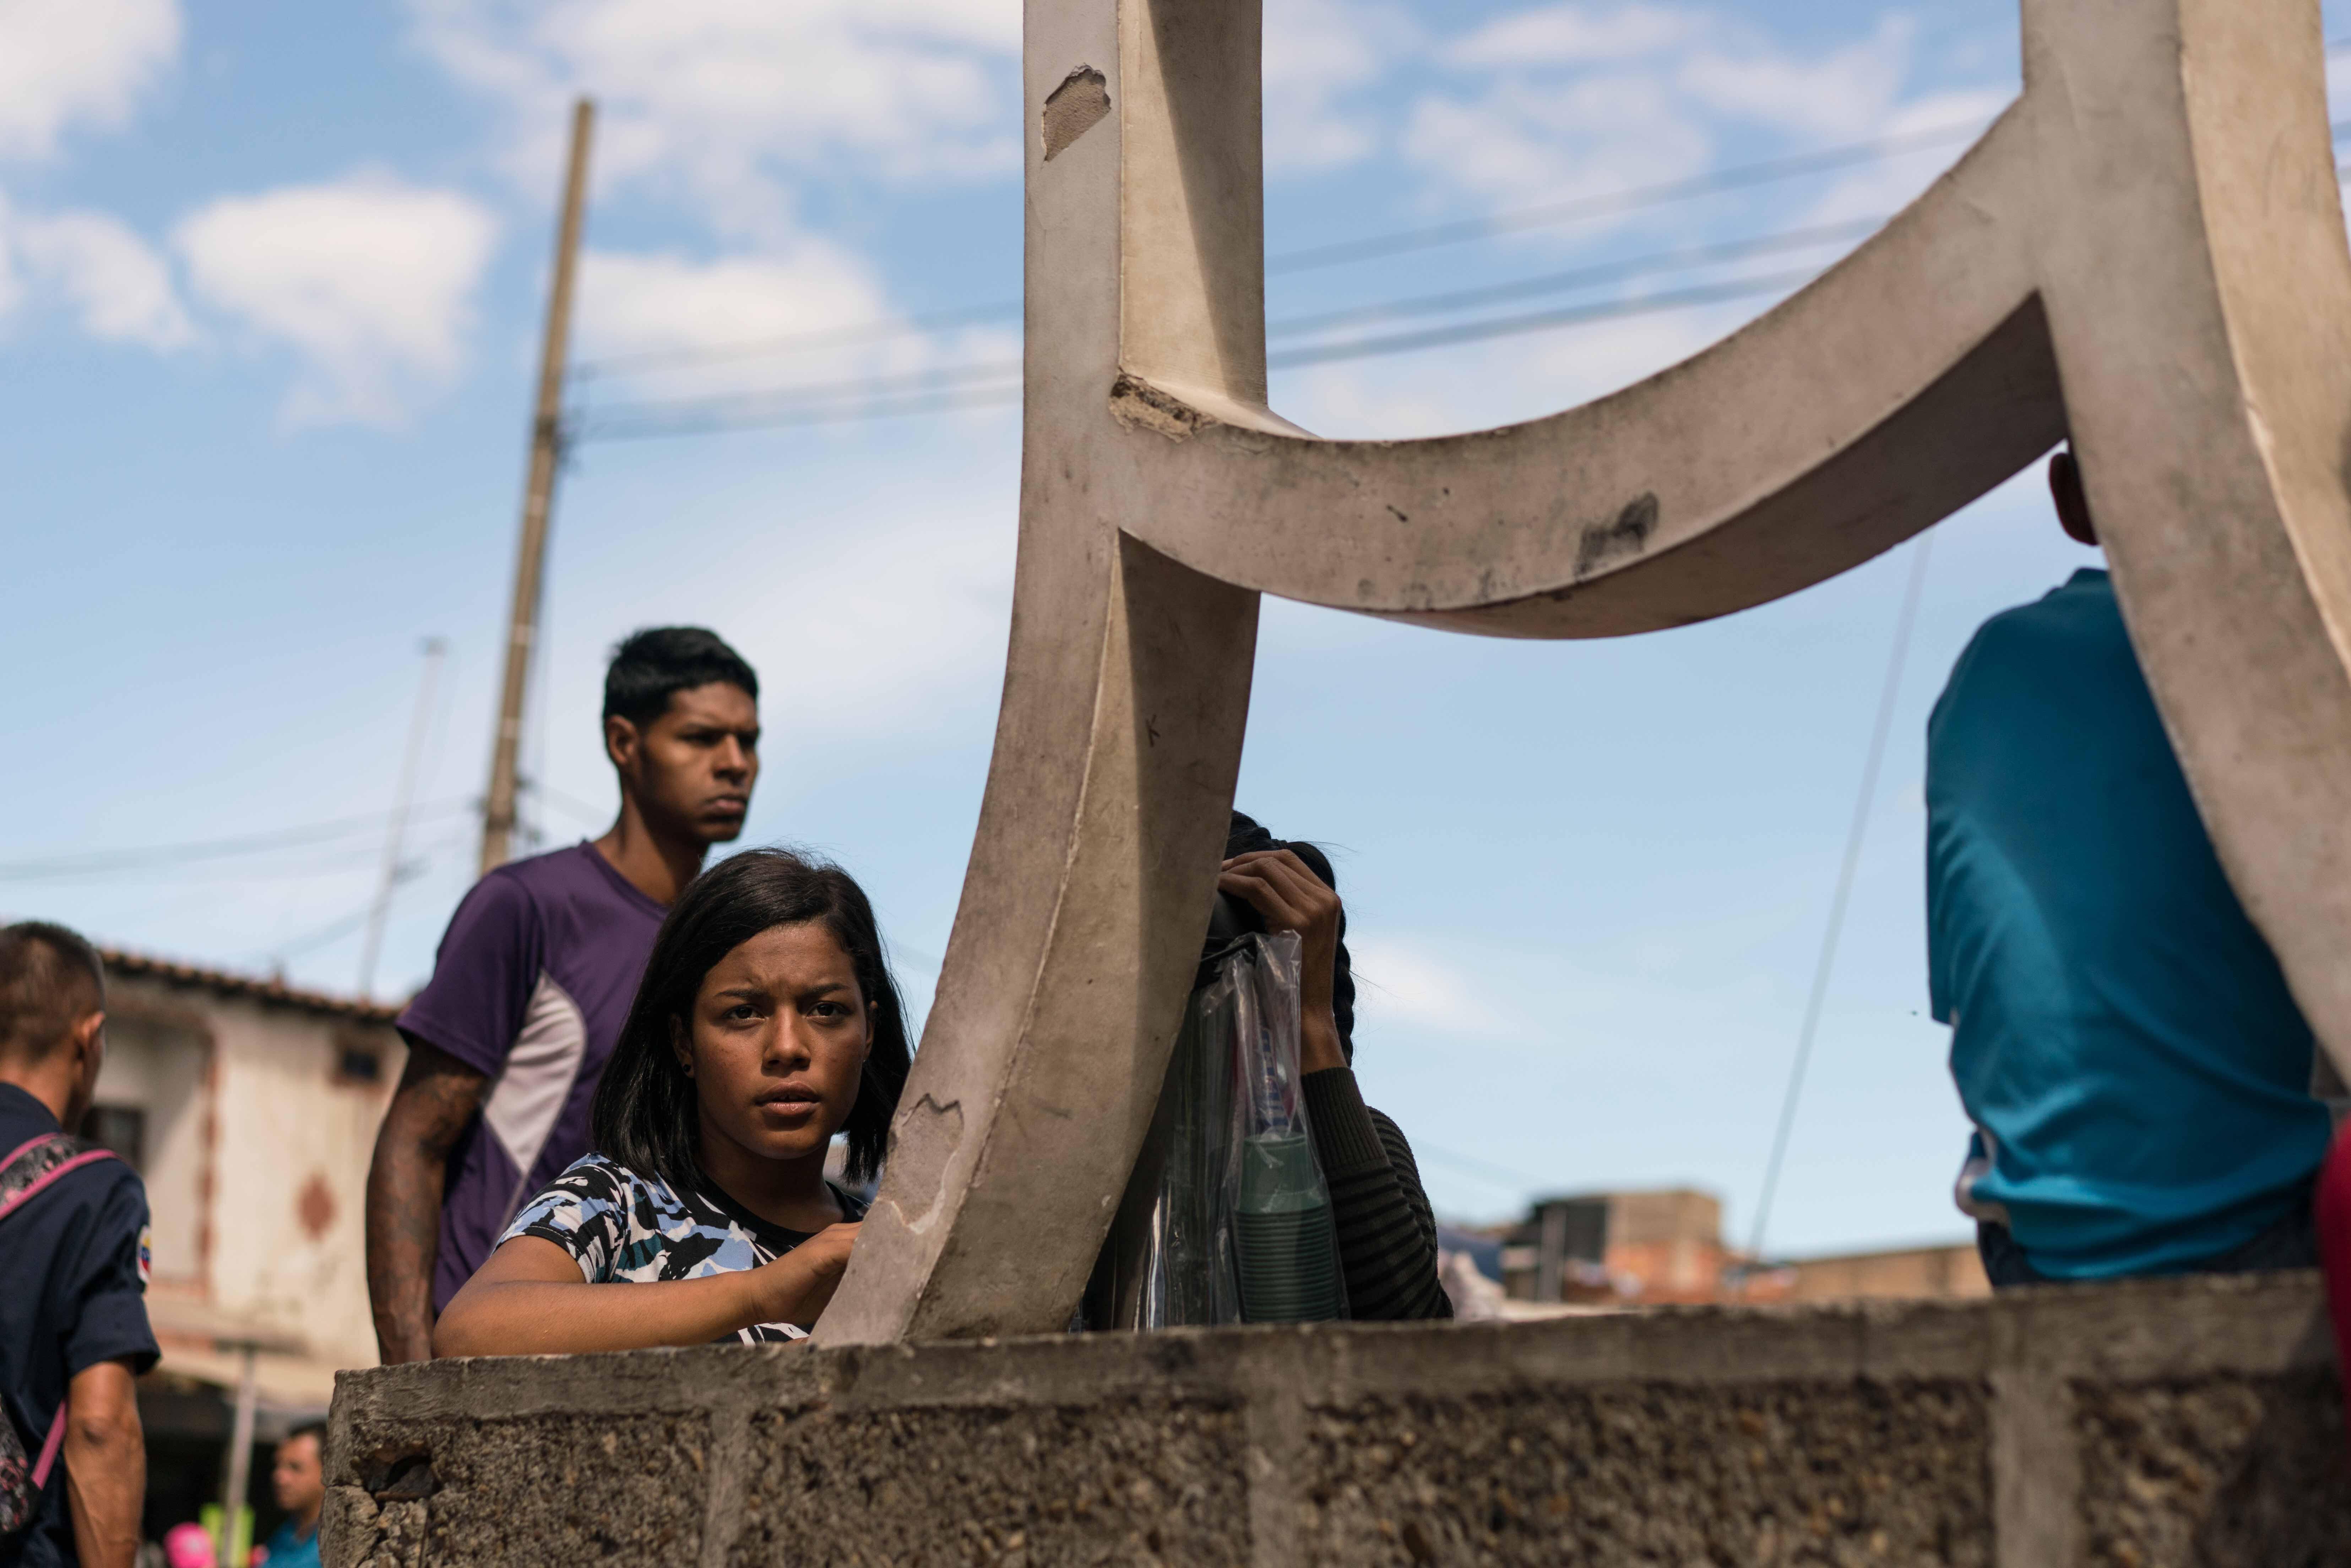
left=6, top=0, right=2344, bottom=1257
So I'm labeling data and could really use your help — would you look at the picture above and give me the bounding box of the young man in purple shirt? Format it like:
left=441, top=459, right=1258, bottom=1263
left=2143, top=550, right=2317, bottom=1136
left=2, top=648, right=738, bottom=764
left=364, top=627, right=762, bottom=1363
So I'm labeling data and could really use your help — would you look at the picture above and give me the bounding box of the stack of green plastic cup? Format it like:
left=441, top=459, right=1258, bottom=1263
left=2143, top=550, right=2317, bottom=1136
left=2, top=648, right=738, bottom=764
left=1235, top=1132, right=1344, bottom=1322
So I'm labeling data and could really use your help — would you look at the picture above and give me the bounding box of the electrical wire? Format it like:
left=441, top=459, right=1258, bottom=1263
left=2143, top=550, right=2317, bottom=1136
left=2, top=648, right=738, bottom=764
left=581, top=384, right=1023, bottom=443
left=525, top=782, right=614, bottom=831
left=581, top=355, right=1025, bottom=432
left=1267, top=119, right=1986, bottom=274
left=0, top=800, right=476, bottom=881
left=261, top=849, right=447, bottom=965
left=1268, top=266, right=1819, bottom=370
left=570, top=117, right=2351, bottom=442
left=575, top=265, right=1828, bottom=440
left=1744, top=531, right=1936, bottom=1270
left=1413, top=1143, right=1553, bottom=1194
left=568, top=118, right=1996, bottom=383
left=1267, top=216, right=1881, bottom=339
left=574, top=299, right=1024, bottom=381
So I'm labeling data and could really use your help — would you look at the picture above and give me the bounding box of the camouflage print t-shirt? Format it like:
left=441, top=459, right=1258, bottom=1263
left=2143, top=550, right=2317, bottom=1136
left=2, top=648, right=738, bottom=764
left=499, top=1152, right=866, bottom=1344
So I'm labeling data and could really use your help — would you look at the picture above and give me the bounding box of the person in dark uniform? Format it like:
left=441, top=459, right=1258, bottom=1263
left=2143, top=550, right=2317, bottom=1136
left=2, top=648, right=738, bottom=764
left=0, top=923, right=156, bottom=1568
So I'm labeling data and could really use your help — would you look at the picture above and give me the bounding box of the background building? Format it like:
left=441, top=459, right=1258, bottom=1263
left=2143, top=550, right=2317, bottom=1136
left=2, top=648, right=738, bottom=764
left=1487, top=1187, right=1987, bottom=1307
left=85, top=948, right=403, bottom=1544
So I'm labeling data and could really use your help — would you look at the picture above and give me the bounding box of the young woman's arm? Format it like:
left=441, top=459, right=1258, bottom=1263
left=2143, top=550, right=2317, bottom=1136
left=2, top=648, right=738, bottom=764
left=431, top=1224, right=859, bottom=1357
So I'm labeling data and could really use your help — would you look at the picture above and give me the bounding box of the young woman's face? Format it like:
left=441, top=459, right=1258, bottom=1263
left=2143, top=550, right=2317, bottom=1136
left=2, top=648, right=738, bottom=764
left=678, top=921, right=872, bottom=1169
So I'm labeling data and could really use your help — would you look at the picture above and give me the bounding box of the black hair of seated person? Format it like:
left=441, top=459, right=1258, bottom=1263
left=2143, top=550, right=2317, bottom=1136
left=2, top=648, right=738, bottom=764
left=1221, top=811, right=1356, bottom=1065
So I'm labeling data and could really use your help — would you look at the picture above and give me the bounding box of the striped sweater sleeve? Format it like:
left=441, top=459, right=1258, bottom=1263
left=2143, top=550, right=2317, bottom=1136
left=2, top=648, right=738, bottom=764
left=1301, top=1067, right=1454, bottom=1321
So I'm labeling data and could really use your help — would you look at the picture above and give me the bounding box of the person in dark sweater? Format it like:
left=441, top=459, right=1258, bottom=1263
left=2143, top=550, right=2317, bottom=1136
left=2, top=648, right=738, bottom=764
left=1219, top=813, right=1451, bottom=1321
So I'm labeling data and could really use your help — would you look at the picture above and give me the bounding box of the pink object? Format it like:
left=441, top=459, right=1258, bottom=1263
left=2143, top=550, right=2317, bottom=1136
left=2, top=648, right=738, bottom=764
left=2317, top=1118, right=2351, bottom=1464
left=164, top=1522, right=217, bottom=1568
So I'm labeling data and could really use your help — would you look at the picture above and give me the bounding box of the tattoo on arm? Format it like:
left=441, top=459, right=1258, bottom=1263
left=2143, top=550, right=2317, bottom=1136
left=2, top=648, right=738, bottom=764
left=365, top=1041, right=488, bottom=1365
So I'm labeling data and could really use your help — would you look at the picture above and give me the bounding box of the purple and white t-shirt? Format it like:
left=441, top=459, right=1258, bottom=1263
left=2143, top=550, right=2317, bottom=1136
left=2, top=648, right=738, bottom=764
left=397, top=841, right=667, bottom=1310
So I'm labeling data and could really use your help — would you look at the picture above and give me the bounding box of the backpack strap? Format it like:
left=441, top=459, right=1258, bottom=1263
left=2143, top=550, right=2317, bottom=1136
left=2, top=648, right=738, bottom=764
left=27, top=1407, right=65, bottom=1491
left=0, top=1135, right=116, bottom=1229
left=0, top=1132, right=120, bottom=1521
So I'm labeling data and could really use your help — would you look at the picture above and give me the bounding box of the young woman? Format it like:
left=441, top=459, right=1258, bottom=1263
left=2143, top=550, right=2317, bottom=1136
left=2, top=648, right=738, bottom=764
left=432, top=849, right=912, bottom=1356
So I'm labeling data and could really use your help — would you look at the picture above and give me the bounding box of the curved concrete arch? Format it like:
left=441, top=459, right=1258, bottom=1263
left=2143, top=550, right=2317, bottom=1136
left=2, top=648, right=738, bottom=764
left=1116, top=105, right=2060, bottom=637
left=820, top=0, right=2351, bottom=1346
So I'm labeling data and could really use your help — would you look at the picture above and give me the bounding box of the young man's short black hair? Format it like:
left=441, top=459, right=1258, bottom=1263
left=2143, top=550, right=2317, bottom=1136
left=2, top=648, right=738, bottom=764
left=602, top=627, right=759, bottom=729
left=0, top=921, right=105, bottom=1065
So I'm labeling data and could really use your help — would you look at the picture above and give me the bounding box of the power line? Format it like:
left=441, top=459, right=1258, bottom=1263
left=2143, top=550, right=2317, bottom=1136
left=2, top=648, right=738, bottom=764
left=0, top=800, right=476, bottom=881
left=1267, top=266, right=1819, bottom=370
left=579, top=355, right=1024, bottom=432
left=573, top=264, right=1829, bottom=441
left=1745, top=531, right=1935, bottom=1268
left=1268, top=217, right=1880, bottom=339
left=580, top=384, right=1022, bottom=443
left=260, top=847, right=449, bottom=967
left=570, top=119, right=1996, bottom=384
left=1414, top=1143, right=1553, bottom=1194
left=570, top=110, right=2351, bottom=397
left=1265, top=119, right=1987, bottom=274
left=574, top=299, right=1024, bottom=381
left=571, top=110, right=2351, bottom=442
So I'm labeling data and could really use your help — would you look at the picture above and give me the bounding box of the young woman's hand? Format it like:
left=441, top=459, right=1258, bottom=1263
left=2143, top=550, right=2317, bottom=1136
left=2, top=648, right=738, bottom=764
left=753, top=1221, right=861, bottom=1328
left=1217, top=848, right=1347, bottom=1073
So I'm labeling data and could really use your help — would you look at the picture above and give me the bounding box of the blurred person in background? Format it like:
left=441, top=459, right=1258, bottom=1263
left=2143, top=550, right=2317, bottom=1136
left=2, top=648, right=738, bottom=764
left=1928, top=451, right=2332, bottom=1287
left=365, top=628, right=763, bottom=1363
left=251, top=1424, right=324, bottom=1568
left=1218, top=814, right=1451, bottom=1320
left=0, top=923, right=154, bottom=1568
left=157, top=1525, right=211, bottom=1568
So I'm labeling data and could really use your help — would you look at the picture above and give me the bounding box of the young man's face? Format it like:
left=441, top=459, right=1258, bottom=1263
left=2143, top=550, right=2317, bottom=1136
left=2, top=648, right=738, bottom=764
left=609, top=682, right=761, bottom=845
left=271, top=1432, right=325, bottom=1519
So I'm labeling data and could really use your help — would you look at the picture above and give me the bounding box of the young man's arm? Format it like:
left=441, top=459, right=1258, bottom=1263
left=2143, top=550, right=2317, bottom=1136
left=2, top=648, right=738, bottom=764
left=63, top=1357, right=144, bottom=1568
left=365, top=1041, right=489, bottom=1364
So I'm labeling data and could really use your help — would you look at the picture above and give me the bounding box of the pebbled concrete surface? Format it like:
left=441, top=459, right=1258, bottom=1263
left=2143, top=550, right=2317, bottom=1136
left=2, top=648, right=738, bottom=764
left=2077, top=1373, right=2351, bottom=1567
left=1299, top=1381, right=1991, bottom=1568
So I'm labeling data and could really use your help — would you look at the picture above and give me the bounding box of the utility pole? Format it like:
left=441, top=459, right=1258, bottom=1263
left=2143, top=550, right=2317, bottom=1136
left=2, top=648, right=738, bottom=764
left=359, top=637, right=448, bottom=998
left=480, top=96, right=594, bottom=875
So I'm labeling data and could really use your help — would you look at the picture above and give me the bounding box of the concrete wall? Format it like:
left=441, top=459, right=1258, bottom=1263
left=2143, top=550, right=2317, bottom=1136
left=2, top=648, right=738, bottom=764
left=325, top=1271, right=2344, bottom=1567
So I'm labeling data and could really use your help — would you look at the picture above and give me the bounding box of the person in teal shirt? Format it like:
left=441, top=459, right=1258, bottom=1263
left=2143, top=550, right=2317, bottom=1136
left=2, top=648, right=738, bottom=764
left=256, top=1425, right=324, bottom=1568
left=1927, top=451, right=2332, bottom=1285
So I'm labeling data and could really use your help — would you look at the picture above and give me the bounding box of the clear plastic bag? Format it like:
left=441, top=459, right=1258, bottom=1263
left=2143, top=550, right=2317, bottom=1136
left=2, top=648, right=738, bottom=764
left=1093, top=931, right=1347, bottom=1328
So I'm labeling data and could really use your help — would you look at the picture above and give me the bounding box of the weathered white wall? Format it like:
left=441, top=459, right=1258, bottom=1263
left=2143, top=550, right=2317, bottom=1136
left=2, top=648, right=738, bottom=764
left=208, top=994, right=402, bottom=1371
left=93, top=1012, right=210, bottom=1283
left=93, top=975, right=402, bottom=1382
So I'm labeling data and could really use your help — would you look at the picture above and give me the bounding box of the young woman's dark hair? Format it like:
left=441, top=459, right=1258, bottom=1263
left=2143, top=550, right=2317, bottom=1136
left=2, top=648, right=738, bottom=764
left=590, top=848, right=911, bottom=1191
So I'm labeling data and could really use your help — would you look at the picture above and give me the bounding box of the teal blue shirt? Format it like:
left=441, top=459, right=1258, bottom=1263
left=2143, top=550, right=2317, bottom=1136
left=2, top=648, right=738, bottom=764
left=260, top=1518, right=320, bottom=1568
left=1927, top=568, right=2330, bottom=1278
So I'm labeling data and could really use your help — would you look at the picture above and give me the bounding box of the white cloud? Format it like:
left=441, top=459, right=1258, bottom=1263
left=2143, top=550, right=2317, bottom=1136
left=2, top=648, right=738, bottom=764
left=175, top=174, right=499, bottom=426
left=409, top=0, right=1022, bottom=235
left=0, top=0, right=180, bottom=160
left=13, top=208, right=191, bottom=347
left=1795, top=87, right=2011, bottom=226
left=1446, top=4, right=1695, bottom=68
left=1348, top=936, right=1518, bottom=1038
left=576, top=244, right=890, bottom=365
left=1263, top=0, right=1418, bottom=174
left=1403, top=72, right=1712, bottom=208
left=1677, top=15, right=1913, bottom=140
